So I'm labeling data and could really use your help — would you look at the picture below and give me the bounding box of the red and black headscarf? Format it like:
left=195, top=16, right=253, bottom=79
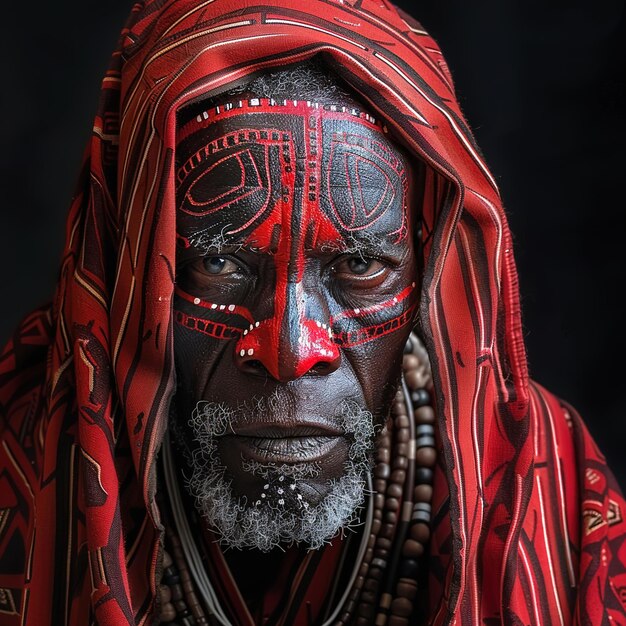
left=1, top=1, right=625, bottom=624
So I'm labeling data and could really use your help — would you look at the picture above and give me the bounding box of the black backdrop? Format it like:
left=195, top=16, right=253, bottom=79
left=1, top=1, right=624, bottom=486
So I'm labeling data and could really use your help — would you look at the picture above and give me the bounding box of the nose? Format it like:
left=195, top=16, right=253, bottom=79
left=235, top=316, right=341, bottom=382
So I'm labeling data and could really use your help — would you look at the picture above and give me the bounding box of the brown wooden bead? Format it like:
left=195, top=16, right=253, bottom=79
left=410, top=522, right=431, bottom=544
left=374, top=494, right=385, bottom=509
left=360, top=591, right=377, bottom=604
left=391, top=597, right=413, bottom=618
left=404, top=370, right=426, bottom=390
left=374, top=612, right=387, bottom=626
left=357, top=612, right=375, bottom=625
left=374, top=548, right=389, bottom=560
left=374, top=508, right=383, bottom=520
left=162, top=550, right=173, bottom=568
left=396, top=443, right=408, bottom=456
left=170, top=583, right=183, bottom=602
left=396, top=429, right=410, bottom=443
left=368, top=534, right=377, bottom=549
left=379, top=448, right=391, bottom=464
left=392, top=455, right=408, bottom=470
left=363, top=578, right=379, bottom=592
left=415, top=405, right=435, bottom=424
left=413, top=483, right=433, bottom=502
left=377, top=537, right=393, bottom=551
left=403, top=354, right=420, bottom=370
left=375, top=464, right=390, bottom=479
left=402, top=539, right=425, bottom=558
left=365, top=548, right=374, bottom=563
left=381, top=525, right=396, bottom=540
left=395, top=414, right=410, bottom=429
left=371, top=518, right=382, bottom=534
left=180, top=572, right=195, bottom=596
left=374, top=478, right=387, bottom=494
left=371, top=557, right=387, bottom=570
left=384, top=510, right=398, bottom=525
left=387, top=483, right=403, bottom=499
left=392, top=401, right=407, bottom=416
left=391, top=469, right=406, bottom=484
left=396, top=578, right=418, bottom=599
left=159, top=584, right=172, bottom=604
left=415, top=446, right=437, bottom=467
left=386, top=497, right=400, bottom=511
left=160, top=602, right=176, bottom=622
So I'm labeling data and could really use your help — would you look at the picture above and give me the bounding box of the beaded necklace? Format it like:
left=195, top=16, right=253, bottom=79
left=159, top=332, right=436, bottom=625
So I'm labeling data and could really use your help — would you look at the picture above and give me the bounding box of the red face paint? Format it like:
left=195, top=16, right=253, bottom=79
left=175, top=99, right=416, bottom=382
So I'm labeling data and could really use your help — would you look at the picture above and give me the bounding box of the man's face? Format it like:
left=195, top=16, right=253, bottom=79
left=172, top=98, right=419, bottom=550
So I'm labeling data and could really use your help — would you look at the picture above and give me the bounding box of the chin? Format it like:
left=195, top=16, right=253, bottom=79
left=182, top=399, right=377, bottom=550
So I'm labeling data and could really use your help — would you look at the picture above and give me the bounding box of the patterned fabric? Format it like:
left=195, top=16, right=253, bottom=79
left=0, top=1, right=624, bottom=624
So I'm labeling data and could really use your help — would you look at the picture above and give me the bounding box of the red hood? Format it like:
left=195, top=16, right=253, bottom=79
left=0, top=1, right=624, bottom=624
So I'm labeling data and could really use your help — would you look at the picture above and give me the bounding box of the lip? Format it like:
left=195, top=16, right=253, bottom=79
left=228, top=422, right=344, bottom=439
left=221, top=428, right=346, bottom=464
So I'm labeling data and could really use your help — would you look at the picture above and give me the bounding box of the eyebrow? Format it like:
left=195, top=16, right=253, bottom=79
left=184, top=228, right=252, bottom=254
left=319, top=233, right=400, bottom=256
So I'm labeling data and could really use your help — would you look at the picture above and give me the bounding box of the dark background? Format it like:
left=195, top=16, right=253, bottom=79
left=1, top=2, right=624, bottom=486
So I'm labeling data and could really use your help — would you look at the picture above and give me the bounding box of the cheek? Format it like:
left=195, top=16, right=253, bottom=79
left=172, top=298, right=238, bottom=412
left=343, top=318, right=412, bottom=416
left=330, top=280, right=418, bottom=350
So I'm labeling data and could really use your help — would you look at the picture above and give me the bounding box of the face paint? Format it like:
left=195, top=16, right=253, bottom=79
left=176, top=99, right=415, bottom=381
left=172, top=97, right=420, bottom=548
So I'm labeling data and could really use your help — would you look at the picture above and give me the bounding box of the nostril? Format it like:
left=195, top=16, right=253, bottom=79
left=238, top=358, right=269, bottom=377
left=309, top=357, right=340, bottom=376
left=246, top=359, right=264, bottom=370
left=311, top=362, right=330, bottom=374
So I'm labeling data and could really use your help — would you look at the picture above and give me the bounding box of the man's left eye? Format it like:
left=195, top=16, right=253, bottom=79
left=332, top=256, right=386, bottom=279
left=200, top=256, right=240, bottom=275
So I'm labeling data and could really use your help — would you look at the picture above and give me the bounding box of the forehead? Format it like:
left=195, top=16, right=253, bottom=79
left=175, top=99, right=410, bottom=253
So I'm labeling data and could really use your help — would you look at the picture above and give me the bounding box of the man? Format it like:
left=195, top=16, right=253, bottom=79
left=0, top=1, right=624, bottom=625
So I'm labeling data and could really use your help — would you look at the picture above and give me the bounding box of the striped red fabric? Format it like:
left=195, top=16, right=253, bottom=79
left=0, top=1, right=624, bottom=624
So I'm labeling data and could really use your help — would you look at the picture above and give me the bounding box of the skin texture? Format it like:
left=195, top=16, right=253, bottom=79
left=172, top=96, right=420, bottom=540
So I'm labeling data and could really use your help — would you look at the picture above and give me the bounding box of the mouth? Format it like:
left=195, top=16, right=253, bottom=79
left=220, top=423, right=346, bottom=463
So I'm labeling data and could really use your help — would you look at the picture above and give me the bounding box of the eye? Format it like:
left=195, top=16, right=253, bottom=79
left=331, top=256, right=387, bottom=279
left=200, top=256, right=240, bottom=276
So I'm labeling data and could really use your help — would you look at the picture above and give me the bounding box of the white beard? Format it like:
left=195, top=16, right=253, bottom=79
left=181, top=399, right=375, bottom=552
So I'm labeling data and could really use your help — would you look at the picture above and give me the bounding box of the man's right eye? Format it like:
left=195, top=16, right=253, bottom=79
left=199, top=256, right=240, bottom=276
